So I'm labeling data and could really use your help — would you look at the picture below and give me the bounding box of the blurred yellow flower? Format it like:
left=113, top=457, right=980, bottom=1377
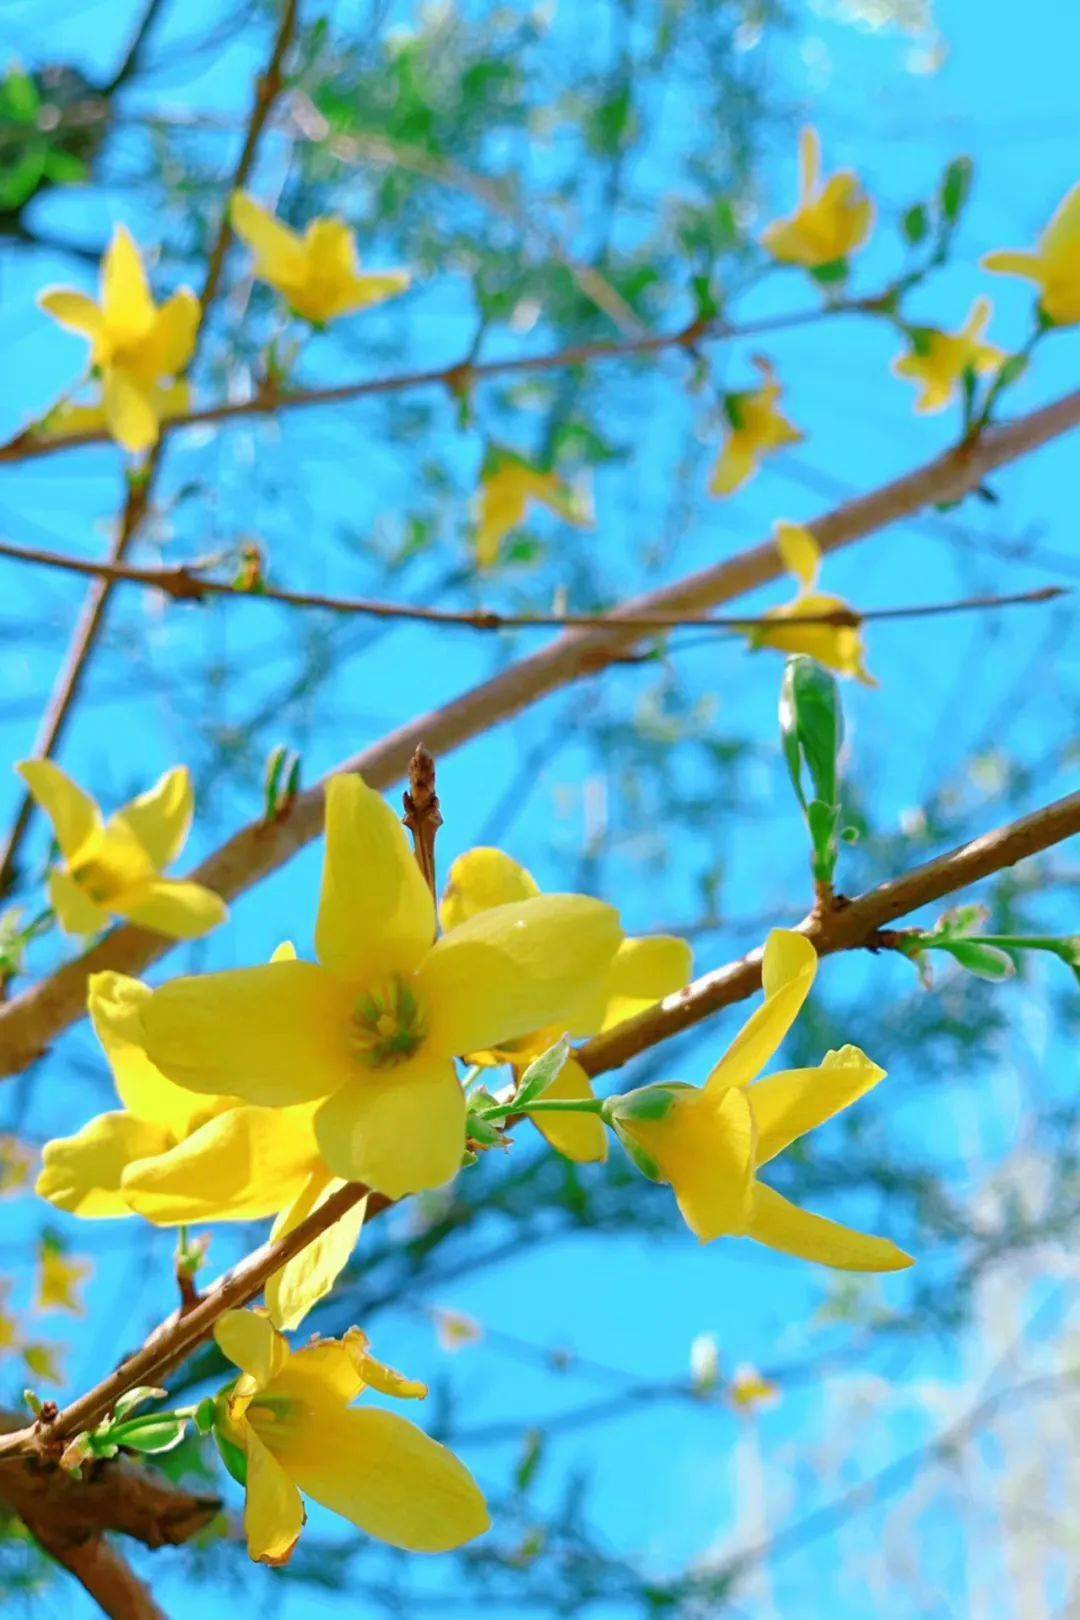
left=36, top=1238, right=91, bottom=1315
left=892, top=298, right=1006, bottom=413
left=474, top=451, right=593, bottom=569
left=213, top=1310, right=488, bottom=1564
left=39, top=226, right=198, bottom=452
left=38, top=381, right=191, bottom=442
left=762, top=127, right=874, bottom=270
left=747, top=522, right=874, bottom=684
left=609, top=930, right=912, bottom=1272
left=230, top=192, right=410, bottom=326
left=16, top=761, right=227, bottom=940
left=729, top=1364, right=780, bottom=1411
left=710, top=366, right=802, bottom=498
left=440, top=846, right=692, bottom=1164
left=983, top=183, right=1080, bottom=326
left=139, top=775, right=622, bottom=1199
left=432, top=1308, right=484, bottom=1353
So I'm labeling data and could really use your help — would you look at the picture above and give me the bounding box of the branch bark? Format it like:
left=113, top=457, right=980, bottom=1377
left=0, top=389, right=1077, bottom=1076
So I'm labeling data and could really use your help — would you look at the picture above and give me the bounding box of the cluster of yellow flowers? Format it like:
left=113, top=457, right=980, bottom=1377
left=26, top=757, right=913, bottom=1562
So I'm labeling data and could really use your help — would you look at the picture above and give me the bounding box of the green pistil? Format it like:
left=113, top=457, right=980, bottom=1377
left=350, top=975, right=426, bottom=1069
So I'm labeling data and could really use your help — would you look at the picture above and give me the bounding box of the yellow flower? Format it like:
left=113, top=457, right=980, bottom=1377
left=710, top=367, right=802, bottom=498
left=139, top=775, right=622, bottom=1199
left=36, top=1239, right=91, bottom=1315
left=16, top=761, right=227, bottom=940
left=761, top=127, right=874, bottom=269
left=38, top=226, right=199, bottom=452
left=983, top=183, right=1080, bottom=326
left=892, top=298, right=1006, bottom=413
left=38, top=964, right=365, bottom=1333
left=432, top=1308, right=484, bottom=1353
left=474, top=451, right=593, bottom=570
left=37, top=381, right=192, bottom=442
left=746, top=522, right=874, bottom=684
left=230, top=192, right=410, bottom=327
left=609, top=930, right=912, bottom=1272
left=729, top=1364, right=780, bottom=1411
left=213, top=1309, right=489, bottom=1564
left=440, top=846, right=692, bottom=1164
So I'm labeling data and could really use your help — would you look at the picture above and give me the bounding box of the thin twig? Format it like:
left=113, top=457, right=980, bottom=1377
left=0, top=0, right=300, bottom=898
left=402, top=744, right=443, bottom=901
left=0, top=538, right=1067, bottom=632
left=0, top=388, right=1077, bottom=1073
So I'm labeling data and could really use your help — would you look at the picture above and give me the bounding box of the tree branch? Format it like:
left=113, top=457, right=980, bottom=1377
left=0, top=389, right=1076, bottom=1074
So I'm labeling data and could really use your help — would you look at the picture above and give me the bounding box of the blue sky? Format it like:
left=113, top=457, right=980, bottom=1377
left=1, top=1, right=1078, bottom=1615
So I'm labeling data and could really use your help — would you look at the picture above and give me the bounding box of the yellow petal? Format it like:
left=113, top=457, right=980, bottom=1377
left=750, top=1045, right=886, bottom=1166
left=101, top=226, right=155, bottom=339
left=342, top=1329, right=428, bottom=1401
left=596, top=934, right=694, bottom=1032
left=420, top=894, right=622, bottom=1057
left=267, top=1404, right=489, bottom=1552
left=111, top=766, right=193, bottom=870
left=313, top=1057, right=464, bottom=1198
left=981, top=249, right=1044, bottom=281
left=774, top=521, right=820, bottom=590
left=48, top=867, right=110, bottom=937
left=334, top=270, right=411, bottom=317
left=38, top=289, right=104, bottom=342
left=88, top=971, right=225, bottom=1133
left=315, top=774, right=435, bottom=981
left=102, top=368, right=159, bottom=452
left=244, top=1427, right=306, bottom=1565
left=266, top=1335, right=367, bottom=1406
left=267, top=1173, right=368, bottom=1332
left=748, top=1182, right=913, bottom=1272
left=141, top=290, right=199, bottom=377
left=1040, top=181, right=1080, bottom=262
left=798, top=125, right=821, bottom=200
left=36, top=1111, right=173, bottom=1218
left=705, top=930, right=817, bottom=1093
left=753, top=593, right=875, bottom=684
left=529, top=1057, right=608, bottom=1164
left=112, top=877, right=228, bottom=939
left=439, top=847, right=540, bottom=932
left=121, top=1104, right=319, bottom=1225
left=140, top=961, right=354, bottom=1104
left=623, top=1084, right=756, bottom=1242
left=709, top=436, right=755, bottom=497
left=215, top=1309, right=290, bottom=1386
left=16, top=759, right=101, bottom=864
left=229, top=192, right=305, bottom=283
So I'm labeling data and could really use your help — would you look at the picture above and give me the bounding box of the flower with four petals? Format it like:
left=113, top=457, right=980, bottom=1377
left=892, top=297, right=1006, bottom=413
left=761, top=127, right=874, bottom=271
left=747, top=521, right=875, bottom=684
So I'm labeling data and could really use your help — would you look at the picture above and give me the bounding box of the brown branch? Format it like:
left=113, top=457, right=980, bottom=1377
left=0, top=0, right=300, bottom=898
left=402, top=744, right=443, bottom=901
left=0, top=302, right=850, bottom=467
left=1, top=784, right=1077, bottom=1472
left=0, top=537, right=1066, bottom=631
left=0, top=390, right=1078, bottom=1076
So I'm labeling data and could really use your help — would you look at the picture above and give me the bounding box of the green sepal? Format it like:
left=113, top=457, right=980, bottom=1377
left=514, top=1036, right=571, bottom=1109
left=214, top=1425, right=248, bottom=1488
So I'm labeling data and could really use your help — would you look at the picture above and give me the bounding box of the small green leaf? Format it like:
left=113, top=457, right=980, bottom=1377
left=514, top=1428, right=544, bottom=1493
left=111, top=1386, right=168, bottom=1423
left=901, top=203, right=928, bottom=246
left=937, top=939, right=1016, bottom=981
left=214, top=1426, right=248, bottom=1487
left=939, top=156, right=974, bottom=225
left=810, top=258, right=849, bottom=285
left=194, top=1397, right=218, bottom=1435
left=109, top=1415, right=188, bottom=1455
left=514, top=1036, right=571, bottom=1109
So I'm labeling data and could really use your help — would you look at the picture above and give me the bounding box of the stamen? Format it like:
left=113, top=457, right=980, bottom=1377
left=350, top=975, right=426, bottom=1069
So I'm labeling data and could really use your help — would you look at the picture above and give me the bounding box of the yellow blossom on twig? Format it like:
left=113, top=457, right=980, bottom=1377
left=983, top=183, right=1080, bottom=326
left=892, top=298, right=1007, bottom=413
left=36, top=1237, right=92, bottom=1315
left=709, top=363, right=803, bottom=498
left=230, top=192, right=410, bottom=326
left=474, top=449, right=593, bottom=570
left=761, top=127, right=874, bottom=270
left=746, top=522, right=875, bottom=684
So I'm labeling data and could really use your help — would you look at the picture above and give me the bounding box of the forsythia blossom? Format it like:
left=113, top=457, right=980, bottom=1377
left=474, top=450, right=593, bottom=570
left=16, top=761, right=227, bottom=940
left=230, top=192, right=410, bottom=326
left=761, top=127, right=874, bottom=270
left=212, top=1310, right=488, bottom=1564
left=710, top=364, right=802, bottom=498
left=983, top=182, right=1080, bottom=326
left=607, top=931, right=912, bottom=1271
left=747, top=522, right=874, bottom=683
left=441, top=846, right=692, bottom=1163
left=38, top=226, right=198, bottom=452
left=892, top=298, right=1006, bottom=412
left=137, top=775, right=623, bottom=1199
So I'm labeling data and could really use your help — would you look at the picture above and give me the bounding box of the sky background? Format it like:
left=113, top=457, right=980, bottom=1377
left=0, top=1, right=1078, bottom=1615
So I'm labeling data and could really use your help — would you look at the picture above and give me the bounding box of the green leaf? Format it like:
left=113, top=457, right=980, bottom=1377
left=514, top=1036, right=571, bottom=1108
left=194, top=1397, right=218, bottom=1435
left=2, top=69, right=39, bottom=124
left=901, top=203, right=929, bottom=246
left=109, top=1415, right=188, bottom=1456
left=42, top=149, right=88, bottom=186
left=214, top=1425, right=248, bottom=1487
left=932, top=903, right=989, bottom=940
left=809, top=258, right=848, bottom=285
left=784, top=657, right=843, bottom=807
left=514, top=1428, right=544, bottom=1493
left=465, top=1110, right=503, bottom=1146
left=939, top=156, right=974, bottom=226
left=111, top=1386, right=168, bottom=1423
left=936, top=940, right=1016, bottom=981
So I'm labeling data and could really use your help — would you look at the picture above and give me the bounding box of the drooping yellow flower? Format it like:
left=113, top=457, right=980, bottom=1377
left=440, top=846, right=692, bottom=1164
left=230, top=192, right=410, bottom=327
left=983, top=183, right=1080, bottom=326
left=213, top=1309, right=489, bottom=1564
left=38, top=964, right=365, bottom=1333
left=37, top=381, right=192, bottom=443
left=36, top=1239, right=91, bottom=1315
left=892, top=298, right=1006, bottom=413
left=139, top=775, right=622, bottom=1199
left=748, top=521, right=875, bottom=684
left=16, top=761, right=227, bottom=940
left=38, top=226, right=199, bottom=452
left=761, top=127, right=875, bottom=270
left=474, top=450, right=593, bottom=570
left=608, top=930, right=912, bottom=1271
left=710, top=366, right=803, bottom=498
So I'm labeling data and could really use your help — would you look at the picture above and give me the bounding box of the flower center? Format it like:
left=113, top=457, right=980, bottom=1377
left=350, top=975, right=426, bottom=1069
